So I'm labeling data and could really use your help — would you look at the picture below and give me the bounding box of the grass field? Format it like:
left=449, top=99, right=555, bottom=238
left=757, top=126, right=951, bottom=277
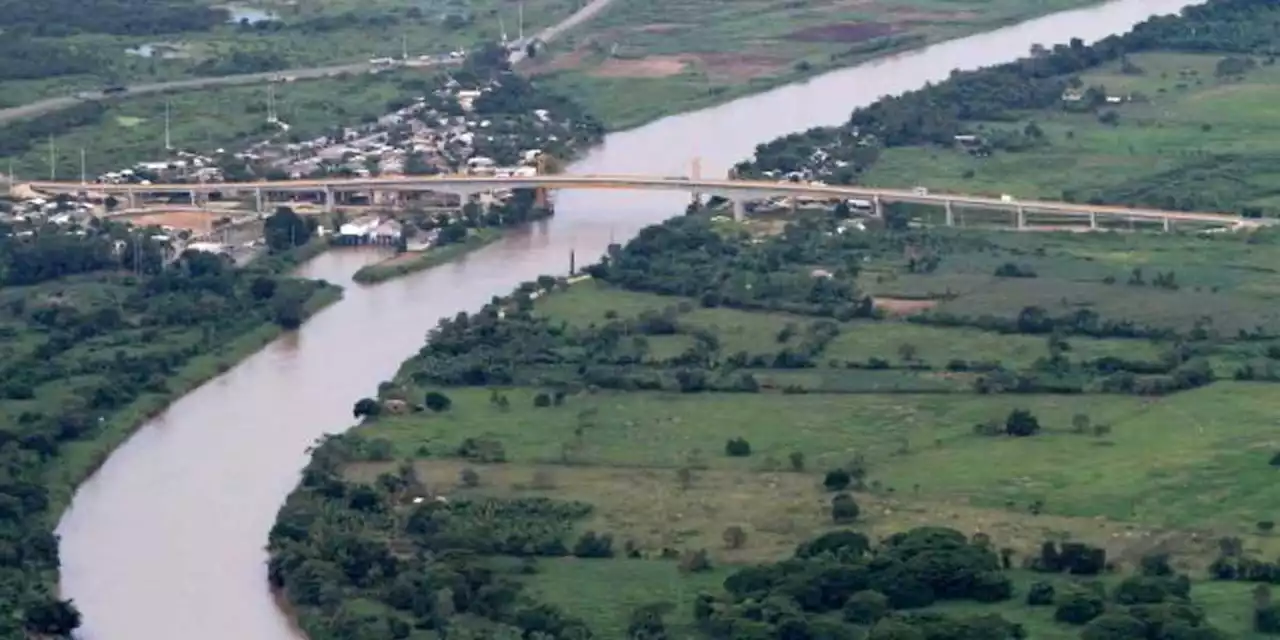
left=529, top=0, right=1106, bottom=129
left=334, top=221, right=1280, bottom=637
left=861, top=52, right=1280, bottom=214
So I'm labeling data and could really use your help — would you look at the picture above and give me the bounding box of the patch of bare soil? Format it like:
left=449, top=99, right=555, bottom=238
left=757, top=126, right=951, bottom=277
left=874, top=297, right=938, bottom=316
left=694, top=52, right=789, bottom=82
left=786, top=21, right=895, bottom=43
left=590, top=55, right=689, bottom=78
left=127, top=210, right=220, bottom=232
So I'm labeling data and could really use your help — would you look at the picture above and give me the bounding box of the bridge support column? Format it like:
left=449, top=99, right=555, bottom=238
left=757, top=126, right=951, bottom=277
left=1016, top=206, right=1026, bottom=229
left=790, top=197, right=798, bottom=215
left=126, top=188, right=136, bottom=209
left=1162, top=216, right=1171, bottom=232
left=1089, top=212, right=1098, bottom=230
left=732, top=198, right=745, bottom=222
left=873, top=195, right=882, bottom=218
left=324, top=186, right=334, bottom=213
left=944, top=200, right=954, bottom=227
left=255, top=188, right=264, bottom=214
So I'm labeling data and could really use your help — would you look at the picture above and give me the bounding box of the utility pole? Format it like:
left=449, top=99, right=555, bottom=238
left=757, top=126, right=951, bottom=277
left=267, top=84, right=277, bottom=123
left=47, top=135, right=55, bottom=181
left=518, top=0, right=524, bottom=42
left=498, top=13, right=508, bottom=46
left=80, top=148, right=86, bottom=185
left=164, top=99, right=172, bottom=152
left=401, top=33, right=408, bottom=60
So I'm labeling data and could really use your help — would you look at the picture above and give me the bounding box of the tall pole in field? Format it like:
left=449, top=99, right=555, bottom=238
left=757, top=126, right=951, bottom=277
left=80, top=148, right=86, bottom=185
left=164, top=99, right=172, bottom=151
left=47, top=135, right=55, bottom=181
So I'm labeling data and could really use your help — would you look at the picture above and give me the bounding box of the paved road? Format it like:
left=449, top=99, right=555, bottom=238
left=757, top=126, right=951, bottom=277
left=509, top=0, right=620, bottom=65
left=25, top=173, right=1258, bottom=227
left=0, top=0, right=618, bottom=126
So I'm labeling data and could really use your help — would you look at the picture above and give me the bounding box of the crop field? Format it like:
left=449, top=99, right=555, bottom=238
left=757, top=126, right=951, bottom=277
left=861, top=52, right=1280, bottom=214
left=530, top=0, right=1104, bottom=128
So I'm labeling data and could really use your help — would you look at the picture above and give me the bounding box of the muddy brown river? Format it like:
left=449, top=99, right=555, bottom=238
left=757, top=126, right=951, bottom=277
left=57, top=1, right=1202, bottom=637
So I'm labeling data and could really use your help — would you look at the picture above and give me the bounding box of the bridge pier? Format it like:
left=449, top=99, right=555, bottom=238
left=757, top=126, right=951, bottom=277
left=1015, top=206, right=1026, bottom=229
left=1089, top=212, right=1098, bottom=230
left=125, top=188, right=136, bottom=209
left=324, top=186, right=334, bottom=213
left=944, top=200, right=954, bottom=227
left=732, top=198, right=745, bottom=222
left=255, top=188, right=264, bottom=214
left=1162, top=216, right=1171, bottom=232
left=873, top=195, right=882, bottom=218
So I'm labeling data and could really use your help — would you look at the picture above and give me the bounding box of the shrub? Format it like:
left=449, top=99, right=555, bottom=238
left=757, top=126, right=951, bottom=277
left=789, top=451, right=806, bottom=471
left=722, top=526, right=747, bottom=550
left=1055, top=591, right=1105, bottom=625
left=1027, top=581, right=1055, bottom=606
left=725, top=437, right=752, bottom=457
left=573, top=531, right=615, bottom=558
left=459, top=467, right=480, bottom=487
left=971, top=571, right=1014, bottom=602
left=823, top=469, right=852, bottom=491
left=678, top=549, right=712, bottom=573
left=831, top=493, right=860, bottom=523
left=1005, top=409, right=1040, bottom=437
left=424, top=391, right=452, bottom=412
left=843, top=590, right=889, bottom=624
left=533, top=392, right=552, bottom=408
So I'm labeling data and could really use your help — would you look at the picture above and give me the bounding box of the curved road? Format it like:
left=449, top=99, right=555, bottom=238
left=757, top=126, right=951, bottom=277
left=0, top=0, right=618, bottom=126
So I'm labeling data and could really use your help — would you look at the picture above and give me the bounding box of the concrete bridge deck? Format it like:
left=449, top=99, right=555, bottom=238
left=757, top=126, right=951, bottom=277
left=21, top=174, right=1259, bottom=229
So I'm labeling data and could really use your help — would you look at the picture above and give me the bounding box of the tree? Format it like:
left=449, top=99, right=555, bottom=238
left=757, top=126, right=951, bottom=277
left=424, top=391, right=452, bottom=412
left=824, top=469, right=852, bottom=491
left=723, top=526, right=747, bottom=550
left=1072, top=412, right=1091, bottom=434
left=23, top=598, right=81, bottom=636
left=533, top=392, right=552, bottom=408
left=352, top=397, right=380, bottom=418
left=1081, top=613, right=1147, bottom=640
left=459, top=467, right=480, bottom=487
left=725, top=437, right=752, bottom=457
left=1005, top=409, right=1040, bottom=437
left=250, top=276, right=278, bottom=300
left=831, top=493, right=860, bottom=523
left=263, top=206, right=314, bottom=252
left=843, top=590, right=889, bottom=624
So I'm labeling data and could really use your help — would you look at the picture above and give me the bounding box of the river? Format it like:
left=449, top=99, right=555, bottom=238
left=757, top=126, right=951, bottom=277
left=56, top=1, right=1201, bottom=638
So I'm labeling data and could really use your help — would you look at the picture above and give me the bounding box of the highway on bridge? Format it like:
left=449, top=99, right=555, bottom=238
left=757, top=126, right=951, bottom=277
left=22, top=174, right=1259, bottom=229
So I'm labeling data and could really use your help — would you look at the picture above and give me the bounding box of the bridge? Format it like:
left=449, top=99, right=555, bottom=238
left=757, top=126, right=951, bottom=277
left=20, top=174, right=1259, bottom=231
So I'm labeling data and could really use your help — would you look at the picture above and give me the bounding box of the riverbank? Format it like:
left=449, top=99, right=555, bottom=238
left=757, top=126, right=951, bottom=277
left=532, top=0, right=1111, bottom=130
left=55, top=2, right=1212, bottom=639
left=351, top=229, right=502, bottom=284
left=738, top=0, right=1275, bottom=217
left=0, top=235, right=339, bottom=637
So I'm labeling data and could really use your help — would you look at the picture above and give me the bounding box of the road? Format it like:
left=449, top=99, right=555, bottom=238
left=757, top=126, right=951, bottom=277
left=24, top=173, right=1258, bottom=227
left=0, top=0, right=618, bottom=126
left=508, top=0, right=620, bottom=65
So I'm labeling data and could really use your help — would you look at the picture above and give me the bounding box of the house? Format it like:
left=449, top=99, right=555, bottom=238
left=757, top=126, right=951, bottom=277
left=370, top=220, right=403, bottom=245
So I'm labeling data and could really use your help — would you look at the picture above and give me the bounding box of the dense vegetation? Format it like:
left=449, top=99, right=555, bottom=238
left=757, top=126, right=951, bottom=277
left=273, top=201, right=1280, bottom=638
left=0, top=217, right=336, bottom=638
left=739, top=0, right=1280, bottom=215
